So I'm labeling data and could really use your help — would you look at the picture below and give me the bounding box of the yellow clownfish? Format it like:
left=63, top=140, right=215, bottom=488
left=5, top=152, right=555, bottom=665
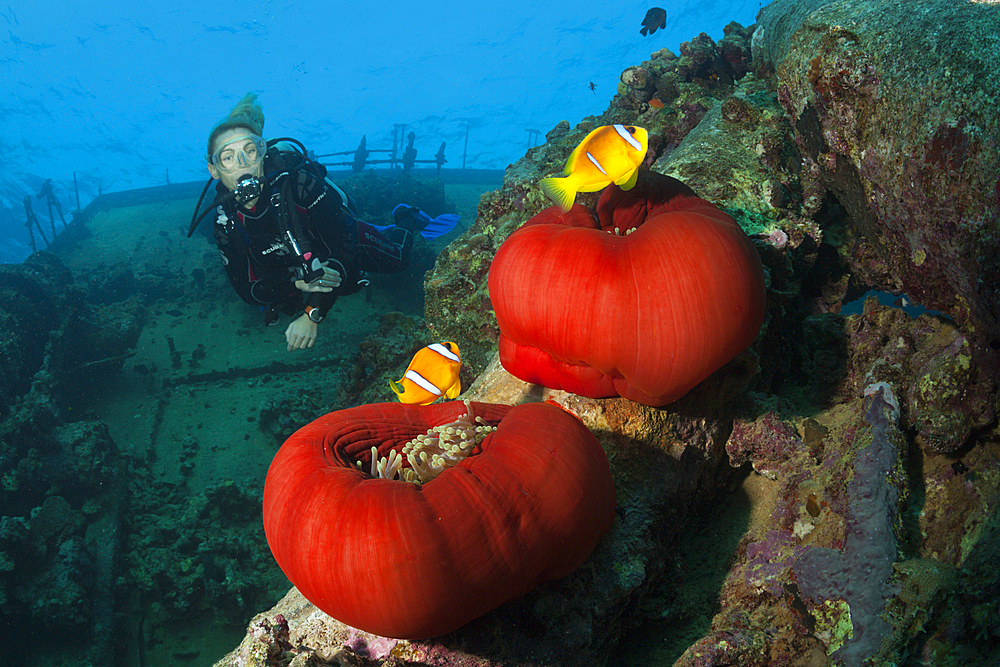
left=539, top=124, right=649, bottom=212
left=390, top=342, right=462, bottom=405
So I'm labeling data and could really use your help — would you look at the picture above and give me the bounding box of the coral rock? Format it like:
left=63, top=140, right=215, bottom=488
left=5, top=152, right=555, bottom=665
left=756, top=0, right=1000, bottom=350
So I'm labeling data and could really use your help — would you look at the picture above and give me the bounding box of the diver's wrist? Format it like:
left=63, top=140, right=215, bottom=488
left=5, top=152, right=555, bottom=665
left=304, top=305, right=324, bottom=323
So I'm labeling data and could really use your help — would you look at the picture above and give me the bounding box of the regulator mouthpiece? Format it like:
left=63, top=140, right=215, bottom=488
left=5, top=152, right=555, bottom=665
left=234, top=174, right=261, bottom=205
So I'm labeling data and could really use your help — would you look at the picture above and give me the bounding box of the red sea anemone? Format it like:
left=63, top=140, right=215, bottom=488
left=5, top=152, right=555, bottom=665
left=488, top=171, right=766, bottom=407
left=262, top=400, right=615, bottom=639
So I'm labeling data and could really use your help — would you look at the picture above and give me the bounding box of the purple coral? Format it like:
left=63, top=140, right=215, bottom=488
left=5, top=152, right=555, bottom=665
left=792, top=384, right=904, bottom=664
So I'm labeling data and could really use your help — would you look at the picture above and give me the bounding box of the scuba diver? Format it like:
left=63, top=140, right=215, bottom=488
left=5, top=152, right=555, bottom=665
left=191, top=93, right=453, bottom=352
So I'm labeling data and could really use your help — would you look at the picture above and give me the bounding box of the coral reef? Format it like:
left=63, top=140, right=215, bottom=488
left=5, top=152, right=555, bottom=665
left=257, top=386, right=339, bottom=444
left=756, top=0, right=1000, bottom=417
left=0, top=251, right=145, bottom=660
left=837, top=298, right=996, bottom=454
left=0, top=251, right=141, bottom=410
left=0, top=393, right=127, bottom=661
left=791, top=385, right=905, bottom=664
left=125, top=476, right=288, bottom=622
left=706, top=391, right=904, bottom=665
left=423, top=24, right=754, bottom=376
left=216, top=355, right=743, bottom=666
left=219, top=3, right=998, bottom=662
left=0, top=248, right=290, bottom=663
left=5, top=0, right=998, bottom=664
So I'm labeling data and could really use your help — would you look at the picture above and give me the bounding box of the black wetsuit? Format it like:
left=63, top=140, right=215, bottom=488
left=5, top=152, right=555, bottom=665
left=211, top=151, right=413, bottom=322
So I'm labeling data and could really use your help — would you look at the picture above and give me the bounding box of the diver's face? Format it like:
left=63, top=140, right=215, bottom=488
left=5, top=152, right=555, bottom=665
left=207, top=128, right=265, bottom=194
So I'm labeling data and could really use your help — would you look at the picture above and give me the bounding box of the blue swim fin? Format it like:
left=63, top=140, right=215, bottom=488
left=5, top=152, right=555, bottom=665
left=391, top=203, right=460, bottom=240
left=419, top=213, right=460, bottom=239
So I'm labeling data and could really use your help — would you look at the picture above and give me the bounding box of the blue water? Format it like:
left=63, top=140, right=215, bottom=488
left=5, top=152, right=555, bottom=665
left=0, top=0, right=759, bottom=260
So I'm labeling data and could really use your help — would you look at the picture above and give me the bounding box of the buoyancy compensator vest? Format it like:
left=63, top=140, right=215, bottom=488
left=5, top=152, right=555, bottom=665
left=188, top=137, right=367, bottom=295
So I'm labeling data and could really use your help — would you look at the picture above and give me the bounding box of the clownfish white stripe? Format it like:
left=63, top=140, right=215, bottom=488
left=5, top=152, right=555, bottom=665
left=586, top=151, right=608, bottom=175
left=614, top=123, right=643, bottom=151
left=404, top=369, right=442, bottom=395
left=428, top=342, right=460, bottom=363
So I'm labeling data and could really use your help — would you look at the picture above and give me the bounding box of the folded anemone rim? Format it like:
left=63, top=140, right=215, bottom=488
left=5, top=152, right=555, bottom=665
left=488, top=172, right=767, bottom=407
left=262, top=400, right=617, bottom=639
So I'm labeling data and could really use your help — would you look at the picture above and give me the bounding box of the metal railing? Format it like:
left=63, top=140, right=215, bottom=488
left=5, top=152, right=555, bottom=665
left=313, top=125, right=447, bottom=174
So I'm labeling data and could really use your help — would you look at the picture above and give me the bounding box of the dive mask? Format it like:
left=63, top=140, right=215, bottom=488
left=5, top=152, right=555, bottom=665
left=210, top=134, right=266, bottom=173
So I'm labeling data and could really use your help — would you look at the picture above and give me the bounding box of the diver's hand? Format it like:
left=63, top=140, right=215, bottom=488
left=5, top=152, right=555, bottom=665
left=295, top=263, right=341, bottom=293
left=285, top=314, right=319, bottom=352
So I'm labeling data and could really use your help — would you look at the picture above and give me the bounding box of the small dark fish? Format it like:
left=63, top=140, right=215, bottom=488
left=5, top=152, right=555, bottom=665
left=712, top=53, right=736, bottom=87
left=589, top=81, right=597, bottom=93
left=640, top=7, right=667, bottom=36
